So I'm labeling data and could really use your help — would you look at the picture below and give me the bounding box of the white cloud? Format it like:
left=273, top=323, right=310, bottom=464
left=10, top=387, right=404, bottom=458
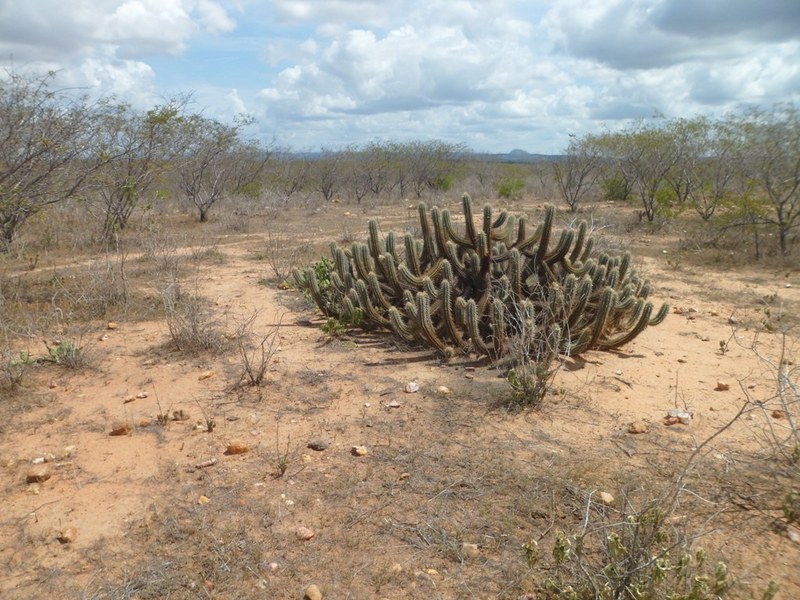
left=197, top=0, right=236, bottom=34
left=0, top=0, right=235, bottom=104
left=2, top=0, right=799, bottom=152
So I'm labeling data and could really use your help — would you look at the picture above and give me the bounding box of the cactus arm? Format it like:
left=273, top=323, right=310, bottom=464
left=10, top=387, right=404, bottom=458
left=438, top=279, right=470, bottom=352
left=367, top=272, right=395, bottom=311
left=462, top=193, right=478, bottom=246
left=465, top=299, right=491, bottom=356
left=567, top=287, right=614, bottom=355
left=544, top=228, right=575, bottom=266
left=388, top=307, right=417, bottom=342
left=534, top=205, right=555, bottom=266
left=418, top=202, right=438, bottom=265
left=649, top=303, right=669, bottom=326
left=568, top=221, right=587, bottom=263
left=414, top=292, right=450, bottom=356
left=355, top=279, right=390, bottom=326
left=442, top=209, right=472, bottom=248
left=597, top=302, right=656, bottom=350
left=491, top=299, right=506, bottom=358
left=404, top=232, right=422, bottom=276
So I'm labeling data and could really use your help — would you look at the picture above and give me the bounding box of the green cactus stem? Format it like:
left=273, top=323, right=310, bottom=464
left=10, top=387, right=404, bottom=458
left=294, top=196, right=668, bottom=362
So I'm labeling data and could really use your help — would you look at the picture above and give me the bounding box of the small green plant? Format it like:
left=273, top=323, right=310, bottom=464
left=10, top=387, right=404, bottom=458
left=1, top=349, right=34, bottom=391
left=45, top=339, right=84, bottom=369
left=320, top=309, right=364, bottom=338
left=274, top=425, right=292, bottom=478
left=782, top=490, right=799, bottom=524
left=321, top=317, right=348, bottom=337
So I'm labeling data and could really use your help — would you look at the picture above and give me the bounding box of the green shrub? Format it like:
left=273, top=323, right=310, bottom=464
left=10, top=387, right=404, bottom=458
left=497, top=177, right=525, bottom=199
left=602, top=173, right=631, bottom=202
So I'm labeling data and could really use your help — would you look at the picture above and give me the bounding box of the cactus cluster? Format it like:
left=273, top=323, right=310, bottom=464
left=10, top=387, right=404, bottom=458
left=294, top=194, right=668, bottom=359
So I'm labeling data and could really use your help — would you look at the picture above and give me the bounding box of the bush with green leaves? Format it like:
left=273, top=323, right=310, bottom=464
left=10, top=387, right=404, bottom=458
left=539, top=503, right=734, bottom=600
left=497, top=177, right=526, bottom=199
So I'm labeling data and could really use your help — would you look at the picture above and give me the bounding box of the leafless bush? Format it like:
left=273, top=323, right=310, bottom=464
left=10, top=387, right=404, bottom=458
left=161, top=283, right=224, bottom=354
left=733, top=325, right=799, bottom=465
left=503, top=286, right=569, bottom=407
left=259, top=230, right=302, bottom=284
left=64, top=250, right=130, bottom=317
left=235, top=310, right=282, bottom=386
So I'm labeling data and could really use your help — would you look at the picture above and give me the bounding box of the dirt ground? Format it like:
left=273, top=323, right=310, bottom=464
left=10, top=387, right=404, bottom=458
left=1, top=197, right=798, bottom=599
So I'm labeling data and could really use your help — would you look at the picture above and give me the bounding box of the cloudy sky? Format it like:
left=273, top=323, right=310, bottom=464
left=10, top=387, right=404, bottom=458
left=1, top=0, right=798, bottom=153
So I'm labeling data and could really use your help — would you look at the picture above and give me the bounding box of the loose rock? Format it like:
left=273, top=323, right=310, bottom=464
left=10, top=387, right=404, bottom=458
left=715, top=381, right=730, bottom=391
left=627, top=421, right=648, bottom=434
left=26, top=464, right=51, bottom=484
left=351, top=445, right=368, bottom=456
left=386, top=400, right=401, bottom=408
left=787, top=526, right=800, bottom=544
left=404, top=381, right=419, bottom=393
left=304, top=583, right=323, bottom=600
left=296, top=526, right=315, bottom=541
left=598, top=491, right=615, bottom=505
left=198, top=371, right=214, bottom=381
left=772, top=410, right=786, bottom=419
left=57, top=527, right=77, bottom=544
left=436, top=385, right=451, bottom=395
left=307, top=439, right=331, bottom=451
left=667, top=408, right=692, bottom=424
left=225, top=441, right=250, bottom=455
left=109, top=421, right=132, bottom=436
left=462, top=542, right=480, bottom=558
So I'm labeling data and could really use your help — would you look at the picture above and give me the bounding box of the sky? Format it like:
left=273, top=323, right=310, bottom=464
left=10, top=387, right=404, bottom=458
left=1, top=0, right=799, bottom=154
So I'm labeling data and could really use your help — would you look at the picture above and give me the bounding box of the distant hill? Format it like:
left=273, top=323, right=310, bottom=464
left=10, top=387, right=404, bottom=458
left=278, top=148, right=563, bottom=163
left=469, top=149, right=563, bottom=163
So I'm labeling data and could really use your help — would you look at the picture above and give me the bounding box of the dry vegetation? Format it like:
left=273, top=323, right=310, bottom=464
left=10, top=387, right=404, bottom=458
left=1, top=69, right=799, bottom=599
left=0, top=183, right=798, bottom=600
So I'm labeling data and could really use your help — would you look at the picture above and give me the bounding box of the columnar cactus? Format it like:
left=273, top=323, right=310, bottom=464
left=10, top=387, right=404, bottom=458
left=294, top=194, right=668, bottom=359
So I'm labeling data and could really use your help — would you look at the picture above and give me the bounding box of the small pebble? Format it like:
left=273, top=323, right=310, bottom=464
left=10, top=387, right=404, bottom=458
left=627, top=421, right=648, bottom=434
left=715, top=381, right=730, bottom=391
left=57, top=527, right=77, bottom=544
left=598, top=491, right=615, bottom=505
left=296, top=527, right=315, bottom=541
left=26, top=464, right=51, bottom=484
left=304, top=584, right=323, bottom=600
left=109, top=422, right=132, bottom=436
left=307, top=439, right=331, bottom=451
left=225, top=441, right=250, bottom=455
left=351, top=445, right=368, bottom=456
